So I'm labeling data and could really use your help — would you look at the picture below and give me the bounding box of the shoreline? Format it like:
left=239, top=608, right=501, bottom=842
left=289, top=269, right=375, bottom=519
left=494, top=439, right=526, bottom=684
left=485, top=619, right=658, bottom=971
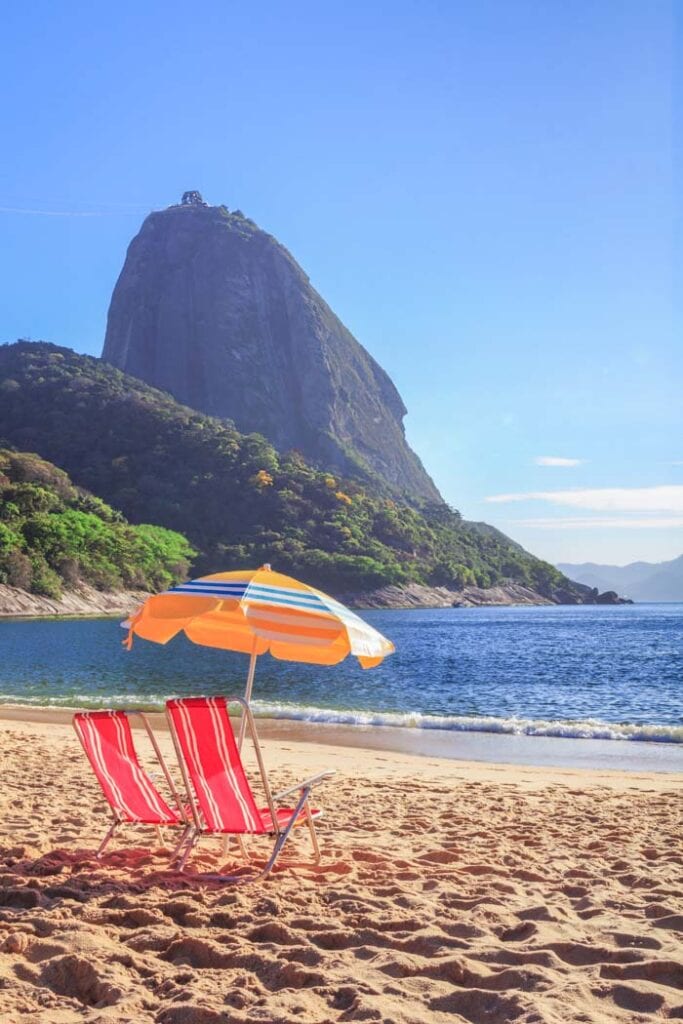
left=0, top=582, right=149, bottom=619
left=2, top=703, right=681, bottom=776
left=0, top=579, right=631, bottom=618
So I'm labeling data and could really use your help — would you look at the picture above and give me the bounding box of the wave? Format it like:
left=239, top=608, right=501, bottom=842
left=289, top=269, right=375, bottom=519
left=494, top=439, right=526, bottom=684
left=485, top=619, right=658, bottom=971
left=2, top=695, right=681, bottom=744
left=248, top=702, right=683, bottom=744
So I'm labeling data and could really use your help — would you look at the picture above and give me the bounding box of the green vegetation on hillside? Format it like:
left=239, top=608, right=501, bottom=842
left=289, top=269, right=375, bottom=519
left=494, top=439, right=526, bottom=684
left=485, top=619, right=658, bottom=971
left=0, top=448, right=194, bottom=598
left=0, top=342, right=581, bottom=600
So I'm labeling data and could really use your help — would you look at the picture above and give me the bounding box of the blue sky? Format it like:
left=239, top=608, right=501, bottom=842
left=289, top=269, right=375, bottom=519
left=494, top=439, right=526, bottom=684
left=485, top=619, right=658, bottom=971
left=0, top=1, right=679, bottom=565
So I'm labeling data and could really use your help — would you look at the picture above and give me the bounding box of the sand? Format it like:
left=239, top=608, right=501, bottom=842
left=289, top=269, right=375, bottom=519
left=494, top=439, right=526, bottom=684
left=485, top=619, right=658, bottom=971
left=0, top=716, right=681, bottom=1024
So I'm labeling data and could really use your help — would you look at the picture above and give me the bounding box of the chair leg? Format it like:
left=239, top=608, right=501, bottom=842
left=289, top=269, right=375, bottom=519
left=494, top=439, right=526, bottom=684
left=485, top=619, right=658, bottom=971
left=201, top=788, right=312, bottom=885
left=220, top=834, right=249, bottom=862
left=261, top=788, right=311, bottom=878
left=305, top=804, right=321, bottom=863
left=177, top=830, right=200, bottom=871
left=171, top=825, right=194, bottom=864
left=96, top=820, right=120, bottom=859
left=155, top=825, right=165, bottom=848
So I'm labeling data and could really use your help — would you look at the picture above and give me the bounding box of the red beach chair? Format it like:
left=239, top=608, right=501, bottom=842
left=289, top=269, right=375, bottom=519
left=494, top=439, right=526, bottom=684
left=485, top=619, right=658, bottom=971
left=165, top=696, right=335, bottom=880
left=73, top=710, right=188, bottom=858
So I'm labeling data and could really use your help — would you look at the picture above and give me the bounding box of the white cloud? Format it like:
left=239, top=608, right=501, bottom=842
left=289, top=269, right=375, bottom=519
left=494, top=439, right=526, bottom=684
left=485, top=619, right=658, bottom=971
left=534, top=456, right=584, bottom=467
left=508, top=516, right=683, bottom=530
left=486, top=485, right=683, bottom=513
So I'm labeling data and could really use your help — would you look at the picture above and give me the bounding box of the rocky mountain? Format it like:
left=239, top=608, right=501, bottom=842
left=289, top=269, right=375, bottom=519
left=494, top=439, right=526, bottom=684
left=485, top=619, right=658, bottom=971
left=102, top=193, right=440, bottom=501
left=558, top=556, right=683, bottom=602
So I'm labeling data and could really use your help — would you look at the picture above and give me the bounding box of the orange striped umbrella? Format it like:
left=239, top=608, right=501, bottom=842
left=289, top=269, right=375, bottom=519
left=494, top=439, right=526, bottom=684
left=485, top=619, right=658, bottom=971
left=123, top=564, right=394, bottom=704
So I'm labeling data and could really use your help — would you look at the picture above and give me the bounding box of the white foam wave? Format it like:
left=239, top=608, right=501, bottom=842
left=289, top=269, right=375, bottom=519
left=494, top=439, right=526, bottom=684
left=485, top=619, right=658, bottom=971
left=249, top=701, right=683, bottom=744
left=2, top=695, right=680, bottom=744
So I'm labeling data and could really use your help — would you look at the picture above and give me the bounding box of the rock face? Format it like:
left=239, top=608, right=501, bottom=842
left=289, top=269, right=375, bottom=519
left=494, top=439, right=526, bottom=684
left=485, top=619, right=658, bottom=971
left=0, top=583, right=149, bottom=618
left=343, top=581, right=556, bottom=609
left=102, top=199, right=441, bottom=501
left=343, top=581, right=633, bottom=609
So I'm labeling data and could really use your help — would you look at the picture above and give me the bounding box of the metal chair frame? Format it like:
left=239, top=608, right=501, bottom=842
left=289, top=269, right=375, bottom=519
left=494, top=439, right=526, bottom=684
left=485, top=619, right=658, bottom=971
left=72, top=710, right=189, bottom=859
left=166, top=695, right=334, bottom=881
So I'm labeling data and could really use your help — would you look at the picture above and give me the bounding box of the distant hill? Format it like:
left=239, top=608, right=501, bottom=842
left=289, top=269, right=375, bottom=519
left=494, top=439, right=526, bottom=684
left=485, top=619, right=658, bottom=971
left=558, top=557, right=683, bottom=602
left=0, top=448, right=193, bottom=599
left=102, top=195, right=441, bottom=502
left=0, top=340, right=593, bottom=602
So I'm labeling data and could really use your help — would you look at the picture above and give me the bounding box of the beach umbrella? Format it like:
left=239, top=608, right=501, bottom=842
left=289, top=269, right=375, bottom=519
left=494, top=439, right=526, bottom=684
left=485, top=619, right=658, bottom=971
left=123, top=564, right=395, bottom=709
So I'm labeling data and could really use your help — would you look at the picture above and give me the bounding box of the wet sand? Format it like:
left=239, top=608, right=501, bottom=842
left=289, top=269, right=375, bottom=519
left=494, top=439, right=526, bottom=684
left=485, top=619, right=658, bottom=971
left=1, top=704, right=682, bottom=773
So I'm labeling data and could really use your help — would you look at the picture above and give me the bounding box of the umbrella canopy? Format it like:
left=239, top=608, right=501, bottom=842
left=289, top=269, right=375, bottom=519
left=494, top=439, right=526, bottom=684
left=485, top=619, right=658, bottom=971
left=123, top=565, right=394, bottom=670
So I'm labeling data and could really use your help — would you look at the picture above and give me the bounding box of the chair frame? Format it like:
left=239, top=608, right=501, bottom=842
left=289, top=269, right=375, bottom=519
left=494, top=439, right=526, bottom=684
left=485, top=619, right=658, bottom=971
left=72, top=710, right=189, bottom=859
left=166, top=695, right=335, bottom=881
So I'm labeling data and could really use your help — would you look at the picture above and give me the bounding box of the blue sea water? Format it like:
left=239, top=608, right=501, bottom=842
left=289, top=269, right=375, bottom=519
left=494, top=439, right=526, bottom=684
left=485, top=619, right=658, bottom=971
left=0, top=603, right=681, bottom=744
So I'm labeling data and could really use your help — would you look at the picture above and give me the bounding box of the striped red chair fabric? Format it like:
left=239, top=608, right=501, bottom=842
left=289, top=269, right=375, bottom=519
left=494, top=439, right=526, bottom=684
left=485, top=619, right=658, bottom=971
left=73, top=710, right=188, bottom=857
left=166, top=696, right=334, bottom=879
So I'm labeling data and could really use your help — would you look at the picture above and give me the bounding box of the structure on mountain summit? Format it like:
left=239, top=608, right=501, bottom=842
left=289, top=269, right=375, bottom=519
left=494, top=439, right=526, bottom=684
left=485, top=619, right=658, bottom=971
left=180, top=190, right=207, bottom=206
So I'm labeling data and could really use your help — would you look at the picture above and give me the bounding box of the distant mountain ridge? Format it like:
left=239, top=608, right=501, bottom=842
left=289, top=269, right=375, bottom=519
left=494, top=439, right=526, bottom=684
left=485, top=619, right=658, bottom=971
left=558, top=556, right=683, bottom=602
left=102, top=195, right=440, bottom=501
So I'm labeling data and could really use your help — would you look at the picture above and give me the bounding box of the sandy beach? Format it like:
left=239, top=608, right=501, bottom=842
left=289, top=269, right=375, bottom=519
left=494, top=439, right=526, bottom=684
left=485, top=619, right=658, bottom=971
left=0, top=714, right=681, bottom=1024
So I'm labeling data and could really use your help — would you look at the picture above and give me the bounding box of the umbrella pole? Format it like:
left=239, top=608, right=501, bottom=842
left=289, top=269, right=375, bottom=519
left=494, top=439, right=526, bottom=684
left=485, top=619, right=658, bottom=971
left=225, top=648, right=259, bottom=862
left=239, top=648, right=258, bottom=749
left=243, top=648, right=258, bottom=704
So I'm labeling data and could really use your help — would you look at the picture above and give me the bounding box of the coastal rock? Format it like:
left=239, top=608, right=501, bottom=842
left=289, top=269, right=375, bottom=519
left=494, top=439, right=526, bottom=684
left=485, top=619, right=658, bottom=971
left=0, top=583, right=149, bottom=619
left=102, top=199, right=440, bottom=501
left=343, top=581, right=555, bottom=609
left=453, top=583, right=555, bottom=607
left=594, top=589, right=632, bottom=605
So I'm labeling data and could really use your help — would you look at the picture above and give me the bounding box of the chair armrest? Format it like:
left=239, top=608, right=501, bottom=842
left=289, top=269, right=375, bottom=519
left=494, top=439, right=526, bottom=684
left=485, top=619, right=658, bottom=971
left=272, top=770, right=336, bottom=802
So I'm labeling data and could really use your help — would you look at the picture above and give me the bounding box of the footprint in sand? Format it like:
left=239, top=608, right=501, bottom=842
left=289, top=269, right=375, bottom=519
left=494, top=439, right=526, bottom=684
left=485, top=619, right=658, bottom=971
left=351, top=849, right=390, bottom=864
left=157, top=1007, right=228, bottom=1024
left=417, top=849, right=460, bottom=865
left=611, top=931, right=662, bottom=950
left=498, top=922, right=537, bottom=943
left=600, top=959, right=683, bottom=990
left=652, top=913, right=683, bottom=932
left=159, top=936, right=237, bottom=969
left=247, top=921, right=302, bottom=946
left=429, top=988, right=528, bottom=1021
left=39, top=953, right=125, bottom=1008
left=593, top=982, right=665, bottom=1015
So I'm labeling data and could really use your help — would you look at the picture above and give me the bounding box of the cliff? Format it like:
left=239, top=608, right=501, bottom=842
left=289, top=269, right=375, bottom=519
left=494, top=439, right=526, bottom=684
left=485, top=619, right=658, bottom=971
left=343, top=581, right=630, bottom=610
left=342, top=581, right=555, bottom=609
left=102, top=197, right=440, bottom=501
left=0, top=583, right=148, bottom=618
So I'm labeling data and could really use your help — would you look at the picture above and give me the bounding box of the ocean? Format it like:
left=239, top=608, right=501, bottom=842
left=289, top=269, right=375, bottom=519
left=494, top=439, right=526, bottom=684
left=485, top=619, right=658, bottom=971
left=0, top=604, right=680, bottom=749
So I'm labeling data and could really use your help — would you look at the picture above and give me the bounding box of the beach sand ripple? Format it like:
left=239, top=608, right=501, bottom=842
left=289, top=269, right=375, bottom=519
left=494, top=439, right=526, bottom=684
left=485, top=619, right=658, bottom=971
left=0, top=719, right=681, bottom=1023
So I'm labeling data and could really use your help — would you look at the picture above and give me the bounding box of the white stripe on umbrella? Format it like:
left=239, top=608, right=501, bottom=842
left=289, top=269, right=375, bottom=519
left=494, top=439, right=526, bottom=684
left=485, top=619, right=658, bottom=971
left=250, top=628, right=338, bottom=646
left=244, top=607, right=338, bottom=627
